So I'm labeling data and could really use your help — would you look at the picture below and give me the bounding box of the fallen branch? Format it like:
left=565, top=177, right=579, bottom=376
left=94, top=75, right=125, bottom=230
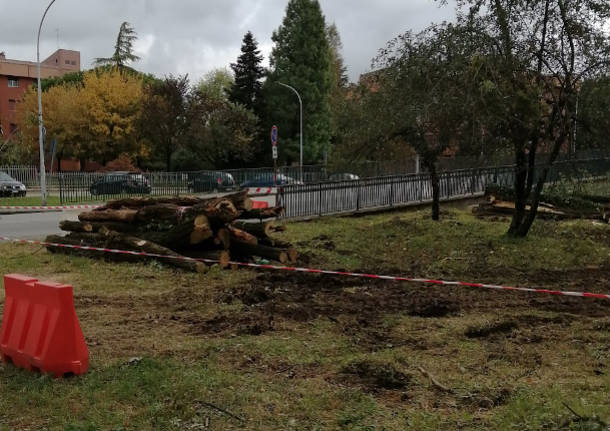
left=417, top=366, right=453, bottom=393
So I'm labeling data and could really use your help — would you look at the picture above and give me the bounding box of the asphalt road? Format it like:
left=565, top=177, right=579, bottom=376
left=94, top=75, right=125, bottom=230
left=0, top=210, right=80, bottom=240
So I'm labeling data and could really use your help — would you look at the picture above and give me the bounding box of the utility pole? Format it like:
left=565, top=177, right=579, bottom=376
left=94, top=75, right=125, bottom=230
left=37, top=0, right=57, bottom=205
left=278, top=82, right=303, bottom=182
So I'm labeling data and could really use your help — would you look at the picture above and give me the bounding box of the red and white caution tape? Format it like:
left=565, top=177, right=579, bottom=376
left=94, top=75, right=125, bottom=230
left=247, top=187, right=276, bottom=196
left=0, top=205, right=101, bottom=211
left=0, top=235, right=608, bottom=301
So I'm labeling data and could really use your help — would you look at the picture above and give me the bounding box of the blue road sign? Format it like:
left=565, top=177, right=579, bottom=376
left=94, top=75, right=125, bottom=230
left=270, top=125, right=278, bottom=146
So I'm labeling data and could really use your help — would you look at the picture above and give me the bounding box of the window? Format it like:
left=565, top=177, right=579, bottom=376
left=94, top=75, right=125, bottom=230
left=8, top=99, right=16, bottom=111
left=65, top=59, right=70, bottom=65
left=9, top=123, right=17, bottom=134
left=71, top=60, right=76, bottom=65
left=8, top=77, right=19, bottom=88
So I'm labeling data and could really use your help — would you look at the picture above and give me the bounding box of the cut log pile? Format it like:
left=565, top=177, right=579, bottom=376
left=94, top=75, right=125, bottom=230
left=473, top=186, right=610, bottom=223
left=45, top=191, right=296, bottom=272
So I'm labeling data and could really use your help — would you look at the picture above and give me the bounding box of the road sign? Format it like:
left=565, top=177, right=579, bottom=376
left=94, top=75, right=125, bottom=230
left=270, top=125, right=278, bottom=147
left=272, top=146, right=278, bottom=160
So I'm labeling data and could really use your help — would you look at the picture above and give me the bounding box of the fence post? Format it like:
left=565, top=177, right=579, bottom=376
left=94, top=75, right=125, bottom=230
left=319, top=183, right=323, bottom=216
left=58, top=173, right=63, bottom=205
left=356, top=180, right=361, bottom=212
left=389, top=177, right=394, bottom=207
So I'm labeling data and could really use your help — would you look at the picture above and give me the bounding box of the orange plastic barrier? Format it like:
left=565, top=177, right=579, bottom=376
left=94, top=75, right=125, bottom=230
left=0, top=274, right=89, bottom=377
left=251, top=200, right=269, bottom=209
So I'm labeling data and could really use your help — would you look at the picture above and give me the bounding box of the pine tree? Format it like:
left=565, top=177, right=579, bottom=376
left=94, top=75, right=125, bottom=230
left=263, top=0, right=332, bottom=165
left=229, top=31, right=264, bottom=111
left=94, top=22, right=141, bottom=70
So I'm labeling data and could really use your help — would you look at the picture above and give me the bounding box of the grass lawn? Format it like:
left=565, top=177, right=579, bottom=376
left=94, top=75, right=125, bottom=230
left=0, top=204, right=609, bottom=430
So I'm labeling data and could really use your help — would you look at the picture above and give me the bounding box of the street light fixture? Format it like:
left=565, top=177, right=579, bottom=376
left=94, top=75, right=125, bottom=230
left=37, top=0, right=56, bottom=206
left=277, top=82, right=303, bottom=182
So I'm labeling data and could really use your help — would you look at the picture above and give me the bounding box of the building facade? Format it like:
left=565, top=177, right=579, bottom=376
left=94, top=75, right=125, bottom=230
left=0, top=49, right=80, bottom=138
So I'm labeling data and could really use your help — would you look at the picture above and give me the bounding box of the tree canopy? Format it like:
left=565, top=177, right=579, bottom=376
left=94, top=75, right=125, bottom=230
left=263, top=0, right=332, bottom=165
left=94, top=22, right=141, bottom=70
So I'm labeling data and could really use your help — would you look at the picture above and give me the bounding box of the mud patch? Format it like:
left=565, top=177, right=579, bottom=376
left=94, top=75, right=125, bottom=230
left=340, top=359, right=411, bottom=391
left=465, top=320, right=518, bottom=338
left=188, top=311, right=274, bottom=336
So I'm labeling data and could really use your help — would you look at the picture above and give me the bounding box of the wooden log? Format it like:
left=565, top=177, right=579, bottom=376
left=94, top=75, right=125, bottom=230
left=59, top=220, right=135, bottom=234
left=231, top=240, right=288, bottom=263
left=240, top=207, right=284, bottom=220
left=184, top=249, right=231, bottom=268
left=228, top=226, right=258, bottom=245
left=59, top=220, right=93, bottom=233
left=231, top=221, right=275, bottom=239
left=79, top=209, right=138, bottom=223
left=190, top=225, right=214, bottom=245
left=287, top=248, right=298, bottom=263
left=104, top=196, right=205, bottom=210
left=225, top=190, right=253, bottom=211
left=213, top=228, right=231, bottom=249
left=45, top=232, right=206, bottom=273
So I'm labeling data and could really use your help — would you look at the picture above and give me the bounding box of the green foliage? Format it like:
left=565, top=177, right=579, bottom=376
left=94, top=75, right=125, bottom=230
left=228, top=31, right=264, bottom=112
left=263, top=0, right=332, bottom=164
left=41, top=71, right=85, bottom=92
left=176, top=88, right=258, bottom=170
left=139, top=75, right=190, bottom=171
left=577, top=76, right=610, bottom=151
left=196, top=68, right=233, bottom=101
left=94, top=22, right=141, bottom=70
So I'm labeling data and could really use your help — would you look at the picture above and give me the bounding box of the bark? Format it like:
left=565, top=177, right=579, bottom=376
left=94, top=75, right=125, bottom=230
left=228, top=226, right=258, bottom=246
left=231, top=240, right=288, bottom=263
left=231, top=221, right=275, bottom=239
left=427, top=161, right=440, bottom=221
left=79, top=209, right=138, bottom=223
left=213, top=228, right=231, bottom=249
left=184, top=249, right=231, bottom=268
left=59, top=220, right=135, bottom=234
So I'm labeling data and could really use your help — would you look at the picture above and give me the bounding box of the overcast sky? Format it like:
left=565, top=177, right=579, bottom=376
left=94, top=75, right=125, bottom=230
left=0, top=0, right=456, bottom=83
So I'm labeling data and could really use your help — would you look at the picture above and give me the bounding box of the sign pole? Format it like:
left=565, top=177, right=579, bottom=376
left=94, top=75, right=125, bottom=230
left=271, top=125, right=278, bottom=187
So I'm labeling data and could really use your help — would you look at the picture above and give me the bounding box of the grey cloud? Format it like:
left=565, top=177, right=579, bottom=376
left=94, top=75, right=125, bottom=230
left=0, top=0, right=455, bottom=82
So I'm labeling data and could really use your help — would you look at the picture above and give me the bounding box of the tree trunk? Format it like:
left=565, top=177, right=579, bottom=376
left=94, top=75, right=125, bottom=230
left=79, top=209, right=138, bottom=223
left=45, top=232, right=206, bottom=273
left=184, top=249, right=231, bottom=268
left=228, top=226, right=258, bottom=245
left=426, top=161, right=440, bottom=221
left=231, top=240, right=288, bottom=263
left=59, top=220, right=135, bottom=234
left=231, top=221, right=275, bottom=239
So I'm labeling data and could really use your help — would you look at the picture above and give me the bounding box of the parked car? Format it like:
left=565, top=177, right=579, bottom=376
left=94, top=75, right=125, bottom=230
left=89, top=172, right=151, bottom=196
left=241, top=173, right=302, bottom=188
left=0, top=172, right=27, bottom=197
left=188, top=171, right=236, bottom=193
left=328, top=173, right=360, bottom=181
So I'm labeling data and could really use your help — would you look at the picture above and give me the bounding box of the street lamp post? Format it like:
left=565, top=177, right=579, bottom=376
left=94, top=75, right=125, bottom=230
left=278, top=82, right=303, bottom=182
left=37, top=0, right=56, bottom=206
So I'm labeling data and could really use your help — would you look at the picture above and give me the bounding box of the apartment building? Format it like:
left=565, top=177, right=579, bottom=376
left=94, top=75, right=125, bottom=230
left=0, top=49, right=80, bottom=137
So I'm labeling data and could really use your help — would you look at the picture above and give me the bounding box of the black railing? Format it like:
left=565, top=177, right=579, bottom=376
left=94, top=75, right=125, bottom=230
left=278, top=159, right=610, bottom=219
left=52, top=157, right=610, bottom=206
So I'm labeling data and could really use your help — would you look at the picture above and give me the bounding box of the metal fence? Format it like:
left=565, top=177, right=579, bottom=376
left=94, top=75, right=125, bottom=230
left=278, top=158, right=610, bottom=219
left=0, top=165, right=39, bottom=188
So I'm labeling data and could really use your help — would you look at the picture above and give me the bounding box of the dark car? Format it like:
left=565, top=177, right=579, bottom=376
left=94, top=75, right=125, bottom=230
left=189, top=172, right=236, bottom=193
left=0, top=172, right=27, bottom=197
left=241, top=173, right=301, bottom=188
left=89, top=172, right=151, bottom=196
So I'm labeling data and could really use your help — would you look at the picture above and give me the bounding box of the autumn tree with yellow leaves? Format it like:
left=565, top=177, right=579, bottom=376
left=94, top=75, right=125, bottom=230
left=17, top=69, right=144, bottom=165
